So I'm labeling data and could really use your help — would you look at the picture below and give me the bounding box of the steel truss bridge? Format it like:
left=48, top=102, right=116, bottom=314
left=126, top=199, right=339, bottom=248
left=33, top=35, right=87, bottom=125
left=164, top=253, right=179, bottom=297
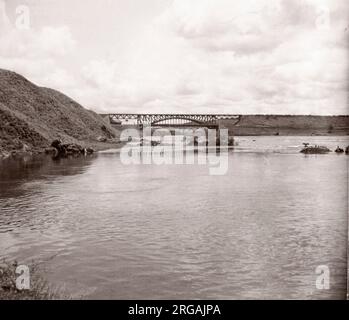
left=105, top=114, right=242, bottom=126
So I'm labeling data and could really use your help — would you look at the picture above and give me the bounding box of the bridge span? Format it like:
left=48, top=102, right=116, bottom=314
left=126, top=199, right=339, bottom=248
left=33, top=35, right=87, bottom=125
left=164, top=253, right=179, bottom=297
left=102, top=113, right=242, bottom=126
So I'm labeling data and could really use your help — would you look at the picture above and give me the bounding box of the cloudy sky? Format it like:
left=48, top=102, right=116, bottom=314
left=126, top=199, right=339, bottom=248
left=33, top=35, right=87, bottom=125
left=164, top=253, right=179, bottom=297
left=0, top=0, right=348, bottom=114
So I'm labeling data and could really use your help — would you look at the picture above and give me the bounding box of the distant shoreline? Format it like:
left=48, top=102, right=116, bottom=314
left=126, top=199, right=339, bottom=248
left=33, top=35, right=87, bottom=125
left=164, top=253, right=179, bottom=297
left=219, top=115, right=349, bottom=136
left=106, top=115, right=349, bottom=137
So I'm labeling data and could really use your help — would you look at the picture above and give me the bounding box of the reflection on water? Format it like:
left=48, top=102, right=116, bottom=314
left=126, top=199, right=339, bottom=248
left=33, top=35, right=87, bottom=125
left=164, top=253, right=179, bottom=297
left=0, top=136, right=348, bottom=299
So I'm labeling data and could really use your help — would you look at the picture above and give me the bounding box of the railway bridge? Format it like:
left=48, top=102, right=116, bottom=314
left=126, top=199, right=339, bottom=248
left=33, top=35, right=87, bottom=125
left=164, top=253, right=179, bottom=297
left=103, top=113, right=242, bottom=127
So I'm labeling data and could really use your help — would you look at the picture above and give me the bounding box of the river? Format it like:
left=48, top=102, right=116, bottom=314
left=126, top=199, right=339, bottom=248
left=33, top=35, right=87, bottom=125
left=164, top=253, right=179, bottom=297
left=0, top=136, right=348, bottom=299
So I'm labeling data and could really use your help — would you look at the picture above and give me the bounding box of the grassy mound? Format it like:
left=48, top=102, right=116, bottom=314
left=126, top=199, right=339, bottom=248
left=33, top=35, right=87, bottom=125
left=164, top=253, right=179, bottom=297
left=0, top=69, right=117, bottom=158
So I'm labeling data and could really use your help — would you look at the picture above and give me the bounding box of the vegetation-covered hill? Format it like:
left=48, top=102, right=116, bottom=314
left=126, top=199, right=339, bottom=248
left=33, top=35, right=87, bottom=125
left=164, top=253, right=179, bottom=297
left=0, top=69, right=116, bottom=158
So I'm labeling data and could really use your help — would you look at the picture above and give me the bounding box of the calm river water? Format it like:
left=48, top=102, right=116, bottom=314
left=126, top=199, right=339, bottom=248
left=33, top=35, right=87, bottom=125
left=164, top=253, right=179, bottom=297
left=0, top=136, right=348, bottom=299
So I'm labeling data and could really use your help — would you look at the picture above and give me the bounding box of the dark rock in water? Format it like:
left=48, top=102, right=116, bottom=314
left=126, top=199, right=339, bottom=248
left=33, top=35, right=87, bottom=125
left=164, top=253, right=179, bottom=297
left=51, top=139, right=62, bottom=149
left=63, top=143, right=84, bottom=156
left=300, top=146, right=331, bottom=154
left=345, top=146, right=349, bottom=155
left=228, top=137, right=235, bottom=147
left=50, top=140, right=94, bottom=158
left=335, top=146, right=344, bottom=153
left=85, top=147, right=94, bottom=155
left=151, top=140, right=160, bottom=147
left=45, top=147, right=56, bottom=155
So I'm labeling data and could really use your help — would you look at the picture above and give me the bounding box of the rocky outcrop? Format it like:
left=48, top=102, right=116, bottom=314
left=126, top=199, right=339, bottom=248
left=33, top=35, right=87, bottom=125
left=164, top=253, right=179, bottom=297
left=48, top=140, right=94, bottom=158
left=300, top=146, right=331, bottom=154
left=335, top=146, right=344, bottom=153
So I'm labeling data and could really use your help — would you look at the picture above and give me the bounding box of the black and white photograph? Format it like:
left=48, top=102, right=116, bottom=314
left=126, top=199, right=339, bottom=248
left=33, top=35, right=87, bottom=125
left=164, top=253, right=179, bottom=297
left=0, top=0, right=348, bottom=307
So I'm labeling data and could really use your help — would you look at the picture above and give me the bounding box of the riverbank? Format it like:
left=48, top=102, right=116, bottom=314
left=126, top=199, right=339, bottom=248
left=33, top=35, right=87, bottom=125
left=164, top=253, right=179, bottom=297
left=0, top=140, right=123, bottom=160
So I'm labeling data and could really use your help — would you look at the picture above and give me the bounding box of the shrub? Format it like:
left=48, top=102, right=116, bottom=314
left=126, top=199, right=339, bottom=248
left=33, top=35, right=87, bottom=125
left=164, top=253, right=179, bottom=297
left=0, top=260, right=62, bottom=300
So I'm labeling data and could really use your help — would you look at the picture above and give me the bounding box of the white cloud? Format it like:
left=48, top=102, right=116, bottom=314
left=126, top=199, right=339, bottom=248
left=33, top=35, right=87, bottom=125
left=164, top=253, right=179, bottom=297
left=76, top=0, right=348, bottom=114
left=0, top=0, right=77, bottom=92
left=0, top=26, right=75, bottom=60
left=0, top=0, right=348, bottom=114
